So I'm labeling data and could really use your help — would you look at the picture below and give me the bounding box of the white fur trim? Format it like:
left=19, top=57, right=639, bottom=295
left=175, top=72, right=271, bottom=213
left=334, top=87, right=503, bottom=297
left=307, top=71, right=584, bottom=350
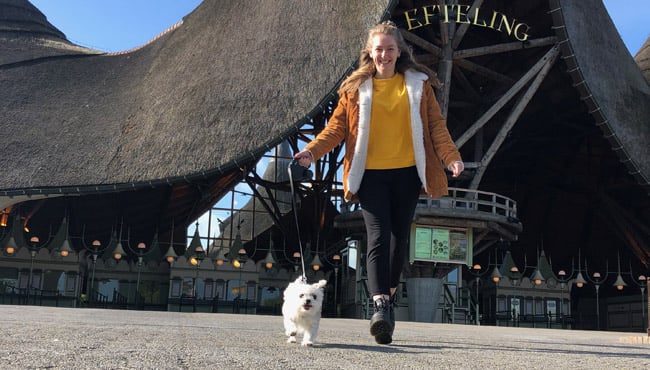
left=346, top=78, right=373, bottom=194
left=346, top=70, right=429, bottom=195
left=404, top=70, right=429, bottom=192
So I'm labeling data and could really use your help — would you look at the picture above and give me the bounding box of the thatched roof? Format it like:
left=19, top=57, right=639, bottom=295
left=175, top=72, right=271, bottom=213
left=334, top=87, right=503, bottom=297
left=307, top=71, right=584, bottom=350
left=0, top=0, right=100, bottom=64
left=635, top=37, right=650, bottom=83
left=1, top=0, right=389, bottom=194
left=550, top=0, right=650, bottom=190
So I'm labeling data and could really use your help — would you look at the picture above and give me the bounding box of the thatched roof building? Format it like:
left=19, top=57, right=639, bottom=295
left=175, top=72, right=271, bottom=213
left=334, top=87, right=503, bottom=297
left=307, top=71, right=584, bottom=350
left=1, top=0, right=649, bottom=275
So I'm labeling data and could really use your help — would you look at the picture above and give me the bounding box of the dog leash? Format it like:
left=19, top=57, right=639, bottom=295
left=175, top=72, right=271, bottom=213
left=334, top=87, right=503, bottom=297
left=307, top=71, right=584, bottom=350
left=288, top=159, right=308, bottom=281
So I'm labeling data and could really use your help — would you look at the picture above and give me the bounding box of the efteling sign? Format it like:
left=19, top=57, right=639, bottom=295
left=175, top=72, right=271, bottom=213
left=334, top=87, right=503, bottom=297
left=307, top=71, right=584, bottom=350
left=403, top=4, right=530, bottom=42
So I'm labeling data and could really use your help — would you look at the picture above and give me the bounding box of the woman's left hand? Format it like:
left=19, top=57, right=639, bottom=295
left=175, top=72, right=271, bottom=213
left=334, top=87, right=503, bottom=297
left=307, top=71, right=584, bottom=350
left=447, top=161, right=464, bottom=177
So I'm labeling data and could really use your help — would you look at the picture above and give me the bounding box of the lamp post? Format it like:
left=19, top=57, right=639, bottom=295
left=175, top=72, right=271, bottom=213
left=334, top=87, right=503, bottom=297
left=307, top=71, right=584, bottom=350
left=332, top=253, right=341, bottom=317
left=509, top=265, right=522, bottom=325
left=190, top=244, right=205, bottom=298
left=237, top=247, right=247, bottom=309
left=89, top=240, right=102, bottom=298
left=468, top=263, right=491, bottom=326
left=634, top=275, right=647, bottom=331
left=628, top=261, right=647, bottom=332
left=188, top=243, right=205, bottom=312
left=591, top=271, right=603, bottom=330
left=556, top=269, right=573, bottom=328
left=135, top=242, right=147, bottom=303
left=26, top=235, right=41, bottom=302
left=490, top=265, right=502, bottom=325
left=581, top=259, right=610, bottom=330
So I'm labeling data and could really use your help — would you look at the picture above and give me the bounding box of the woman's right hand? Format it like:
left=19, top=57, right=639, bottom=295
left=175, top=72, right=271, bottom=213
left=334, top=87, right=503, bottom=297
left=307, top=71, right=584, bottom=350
left=293, top=150, right=313, bottom=167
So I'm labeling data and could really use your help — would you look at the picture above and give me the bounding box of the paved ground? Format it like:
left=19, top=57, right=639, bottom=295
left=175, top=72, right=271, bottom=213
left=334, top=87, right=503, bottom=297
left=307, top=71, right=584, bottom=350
left=0, top=305, right=648, bottom=369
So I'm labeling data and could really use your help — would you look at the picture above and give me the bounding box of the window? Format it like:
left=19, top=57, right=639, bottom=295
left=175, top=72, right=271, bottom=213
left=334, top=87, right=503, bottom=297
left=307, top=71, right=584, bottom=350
left=204, top=280, right=214, bottom=299
left=171, top=279, right=182, bottom=297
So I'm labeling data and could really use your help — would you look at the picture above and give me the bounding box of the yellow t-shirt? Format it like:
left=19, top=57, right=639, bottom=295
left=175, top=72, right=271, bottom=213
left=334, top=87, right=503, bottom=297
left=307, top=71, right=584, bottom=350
left=366, top=73, right=415, bottom=169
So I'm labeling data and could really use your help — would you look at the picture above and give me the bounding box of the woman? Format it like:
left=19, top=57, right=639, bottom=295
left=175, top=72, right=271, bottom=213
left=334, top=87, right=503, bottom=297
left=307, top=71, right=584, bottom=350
left=294, top=21, right=463, bottom=344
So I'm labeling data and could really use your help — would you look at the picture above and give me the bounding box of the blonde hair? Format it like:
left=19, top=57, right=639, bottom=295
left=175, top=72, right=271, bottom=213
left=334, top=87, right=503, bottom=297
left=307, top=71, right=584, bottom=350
left=338, top=21, right=440, bottom=96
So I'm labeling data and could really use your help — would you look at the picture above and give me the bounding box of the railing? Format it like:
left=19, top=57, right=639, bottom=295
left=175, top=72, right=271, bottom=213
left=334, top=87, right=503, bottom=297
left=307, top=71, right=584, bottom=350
left=169, top=295, right=255, bottom=314
left=441, top=284, right=457, bottom=323
left=439, top=284, right=478, bottom=325
left=0, top=283, right=74, bottom=307
left=416, top=187, right=518, bottom=219
left=358, top=278, right=371, bottom=320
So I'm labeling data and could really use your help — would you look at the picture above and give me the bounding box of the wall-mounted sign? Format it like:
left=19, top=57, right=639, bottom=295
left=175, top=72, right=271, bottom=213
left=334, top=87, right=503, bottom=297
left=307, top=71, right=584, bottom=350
left=403, top=4, right=530, bottom=41
left=409, top=224, right=473, bottom=265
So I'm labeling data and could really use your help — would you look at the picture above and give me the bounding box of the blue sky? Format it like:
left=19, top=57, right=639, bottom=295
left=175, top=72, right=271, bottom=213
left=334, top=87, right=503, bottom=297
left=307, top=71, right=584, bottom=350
left=30, top=0, right=649, bottom=55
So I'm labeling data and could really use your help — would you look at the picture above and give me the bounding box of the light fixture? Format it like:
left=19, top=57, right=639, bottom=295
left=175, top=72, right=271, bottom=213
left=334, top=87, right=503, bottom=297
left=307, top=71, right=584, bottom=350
left=164, top=245, right=178, bottom=264
left=113, top=242, right=126, bottom=260
left=190, top=245, right=205, bottom=266
left=613, top=274, right=627, bottom=291
left=264, top=233, right=276, bottom=269
left=236, top=247, right=247, bottom=268
left=215, top=244, right=227, bottom=266
left=574, top=271, right=586, bottom=288
left=264, top=250, right=276, bottom=269
left=612, top=252, right=627, bottom=291
left=29, top=236, right=40, bottom=257
left=490, top=266, right=502, bottom=283
left=311, top=254, right=323, bottom=271
left=5, top=236, right=17, bottom=255
left=531, top=268, right=545, bottom=286
left=0, top=209, right=9, bottom=227
left=59, top=239, right=72, bottom=257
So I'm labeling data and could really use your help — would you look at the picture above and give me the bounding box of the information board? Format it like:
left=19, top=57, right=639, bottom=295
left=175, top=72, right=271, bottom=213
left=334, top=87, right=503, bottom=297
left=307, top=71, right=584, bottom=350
left=410, top=224, right=473, bottom=265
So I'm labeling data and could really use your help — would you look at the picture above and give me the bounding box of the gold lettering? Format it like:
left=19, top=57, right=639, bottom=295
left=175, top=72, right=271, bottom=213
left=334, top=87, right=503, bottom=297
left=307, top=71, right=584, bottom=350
left=422, top=5, right=440, bottom=26
left=496, top=14, right=517, bottom=36
left=402, top=5, right=530, bottom=42
left=472, top=7, right=487, bottom=27
left=513, top=23, right=530, bottom=41
left=404, top=9, right=423, bottom=30
left=455, top=5, right=471, bottom=24
left=488, top=11, right=499, bottom=29
left=442, top=5, right=451, bottom=23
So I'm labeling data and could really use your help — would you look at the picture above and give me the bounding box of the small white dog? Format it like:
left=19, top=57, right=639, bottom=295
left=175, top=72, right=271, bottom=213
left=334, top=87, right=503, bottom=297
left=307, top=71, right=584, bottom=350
left=282, top=276, right=327, bottom=346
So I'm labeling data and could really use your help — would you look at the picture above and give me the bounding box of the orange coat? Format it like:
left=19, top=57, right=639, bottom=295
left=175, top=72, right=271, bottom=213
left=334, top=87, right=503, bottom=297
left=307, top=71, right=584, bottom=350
left=305, top=70, right=462, bottom=201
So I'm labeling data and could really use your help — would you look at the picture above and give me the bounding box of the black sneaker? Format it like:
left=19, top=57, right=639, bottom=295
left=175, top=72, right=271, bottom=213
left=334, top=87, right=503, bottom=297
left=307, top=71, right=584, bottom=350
left=370, top=298, right=393, bottom=344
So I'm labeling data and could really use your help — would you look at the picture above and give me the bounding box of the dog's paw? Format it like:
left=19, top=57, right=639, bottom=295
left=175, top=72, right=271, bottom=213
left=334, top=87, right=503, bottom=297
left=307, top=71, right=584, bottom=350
left=287, top=336, right=297, bottom=344
left=301, top=341, right=313, bottom=347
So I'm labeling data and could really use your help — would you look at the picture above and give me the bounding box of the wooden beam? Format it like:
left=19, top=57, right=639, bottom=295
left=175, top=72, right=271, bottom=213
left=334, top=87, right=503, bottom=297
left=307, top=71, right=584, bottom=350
left=401, top=30, right=442, bottom=57
left=454, top=36, right=557, bottom=59
left=487, top=221, right=518, bottom=241
left=470, top=46, right=559, bottom=189
left=454, top=58, right=516, bottom=85
left=455, top=46, right=560, bottom=149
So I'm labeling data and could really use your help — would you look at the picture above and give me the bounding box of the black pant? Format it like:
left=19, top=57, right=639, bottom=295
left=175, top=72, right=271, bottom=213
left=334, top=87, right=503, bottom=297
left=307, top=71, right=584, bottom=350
left=357, top=166, right=421, bottom=297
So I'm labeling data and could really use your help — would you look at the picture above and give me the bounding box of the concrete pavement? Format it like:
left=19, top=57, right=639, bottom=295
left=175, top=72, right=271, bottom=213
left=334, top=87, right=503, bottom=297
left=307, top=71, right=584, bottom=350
left=0, top=305, right=648, bottom=369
